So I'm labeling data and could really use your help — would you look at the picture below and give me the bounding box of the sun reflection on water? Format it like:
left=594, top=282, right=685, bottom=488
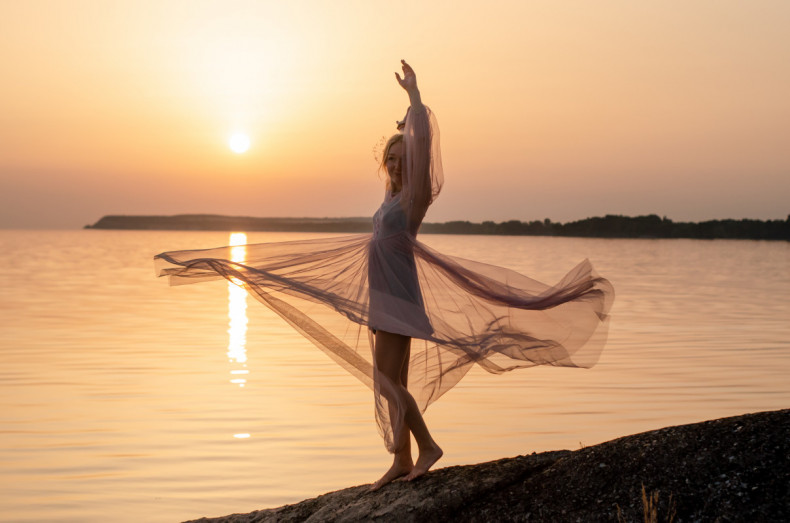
left=227, top=233, right=248, bottom=388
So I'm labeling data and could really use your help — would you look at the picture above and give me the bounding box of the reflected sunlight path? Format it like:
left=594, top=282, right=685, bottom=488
left=227, top=232, right=250, bottom=439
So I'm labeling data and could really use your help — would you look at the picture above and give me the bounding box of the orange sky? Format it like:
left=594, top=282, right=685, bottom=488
left=1, top=1, right=788, bottom=228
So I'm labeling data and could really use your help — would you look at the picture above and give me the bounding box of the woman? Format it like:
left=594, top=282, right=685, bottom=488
left=366, top=61, right=444, bottom=488
left=155, top=60, right=613, bottom=491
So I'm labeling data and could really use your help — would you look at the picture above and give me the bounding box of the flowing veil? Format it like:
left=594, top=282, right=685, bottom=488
left=155, top=102, right=613, bottom=451
left=155, top=232, right=613, bottom=449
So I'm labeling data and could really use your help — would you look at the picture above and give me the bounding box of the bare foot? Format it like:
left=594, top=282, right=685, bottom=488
left=405, top=445, right=443, bottom=481
left=370, top=461, right=413, bottom=491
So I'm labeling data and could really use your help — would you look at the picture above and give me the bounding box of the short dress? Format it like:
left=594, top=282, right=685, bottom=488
left=368, top=192, right=433, bottom=338
left=155, top=103, right=614, bottom=451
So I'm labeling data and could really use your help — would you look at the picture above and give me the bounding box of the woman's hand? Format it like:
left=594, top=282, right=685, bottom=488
left=395, top=59, right=421, bottom=106
left=395, top=60, right=418, bottom=93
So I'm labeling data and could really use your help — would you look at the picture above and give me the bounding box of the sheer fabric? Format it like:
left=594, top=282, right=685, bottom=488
left=400, top=104, right=442, bottom=234
left=155, top=104, right=614, bottom=451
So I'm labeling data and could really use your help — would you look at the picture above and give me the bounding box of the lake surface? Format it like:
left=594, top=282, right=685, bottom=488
left=1, top=230, right=788, bottom=522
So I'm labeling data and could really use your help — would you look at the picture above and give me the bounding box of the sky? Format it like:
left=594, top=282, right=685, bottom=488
left=1, top=0, right=788, bottom=229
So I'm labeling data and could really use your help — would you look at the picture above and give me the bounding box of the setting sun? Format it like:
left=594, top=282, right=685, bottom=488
left=229, top=133, right=251, bottom=154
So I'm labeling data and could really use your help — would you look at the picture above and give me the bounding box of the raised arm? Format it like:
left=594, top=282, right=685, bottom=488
left=396, top=60, right=443, bottom=235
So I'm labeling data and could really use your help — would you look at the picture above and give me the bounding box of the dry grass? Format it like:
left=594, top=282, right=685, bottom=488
left=617, top=484, right=676, bottom=523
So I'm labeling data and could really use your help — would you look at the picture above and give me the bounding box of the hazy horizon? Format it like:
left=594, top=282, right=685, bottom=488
left=6, top=209, right=790, bottom=232
left=2, top=1, right=789, bottom=229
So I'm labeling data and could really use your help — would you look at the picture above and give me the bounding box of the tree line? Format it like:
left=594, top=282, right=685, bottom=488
left=87, top=213, right=790, bottom=240
left=420, top=214, right=790, bottom=240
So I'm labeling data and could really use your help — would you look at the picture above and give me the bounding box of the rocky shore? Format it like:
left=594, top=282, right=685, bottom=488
left=187, top=409, right=789, bottom=522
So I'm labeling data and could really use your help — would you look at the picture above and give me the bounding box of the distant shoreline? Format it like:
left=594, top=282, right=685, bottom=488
left=85, top=213, right=790, bottom=240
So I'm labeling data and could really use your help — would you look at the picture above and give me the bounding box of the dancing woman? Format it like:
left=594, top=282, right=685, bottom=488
left=367, top=60, right=444, bottom=489
left=155, top=60, right=613, bottom=491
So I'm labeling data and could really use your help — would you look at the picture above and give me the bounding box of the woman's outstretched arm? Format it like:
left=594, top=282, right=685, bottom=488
left=395, top=60, right=443, bottom=234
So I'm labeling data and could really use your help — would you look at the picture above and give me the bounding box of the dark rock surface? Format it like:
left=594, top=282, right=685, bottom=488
left=186, top=409, right=789, bottom=522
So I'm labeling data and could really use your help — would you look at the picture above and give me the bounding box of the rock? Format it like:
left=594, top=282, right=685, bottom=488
left=185, top=409, right=790, bottom=522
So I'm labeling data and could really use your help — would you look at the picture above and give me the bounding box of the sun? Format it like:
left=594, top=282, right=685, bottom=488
left=228, top=133, right=251, bottom=154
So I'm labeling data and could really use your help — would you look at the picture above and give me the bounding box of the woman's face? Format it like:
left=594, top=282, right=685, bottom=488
left=385, top=141, right=404, bottom=193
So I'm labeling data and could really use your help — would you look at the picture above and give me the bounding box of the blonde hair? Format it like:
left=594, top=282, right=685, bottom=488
left=380, top=133, right=404, bottom=192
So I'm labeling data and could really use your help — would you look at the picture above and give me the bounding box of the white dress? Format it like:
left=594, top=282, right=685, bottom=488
left=368, top=192, right=433, bottom=338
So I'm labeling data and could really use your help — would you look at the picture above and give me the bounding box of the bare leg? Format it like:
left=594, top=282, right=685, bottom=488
left=370, top=332, right=412, bottom=490
left=370, top=330, right=442, bottom=490
left=399, top=339, right=411, bottom=458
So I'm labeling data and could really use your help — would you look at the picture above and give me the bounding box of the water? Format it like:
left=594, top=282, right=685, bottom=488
left=1, top=230, right=788, bottom=522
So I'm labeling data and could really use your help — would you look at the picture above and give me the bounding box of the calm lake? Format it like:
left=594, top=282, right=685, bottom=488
left=1, top=230, right=788, bottom=522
